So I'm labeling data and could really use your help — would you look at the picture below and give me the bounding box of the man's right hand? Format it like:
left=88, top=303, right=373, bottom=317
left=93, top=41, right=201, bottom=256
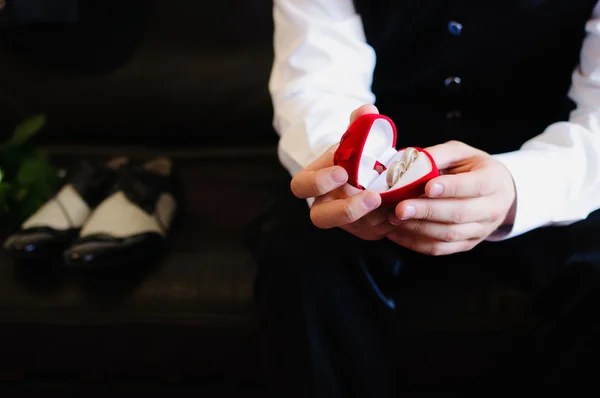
left=290, top=105, right=396, bottom=241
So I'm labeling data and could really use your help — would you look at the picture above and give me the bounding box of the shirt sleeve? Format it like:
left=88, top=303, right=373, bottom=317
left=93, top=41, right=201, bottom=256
left=487, top=1, right=600, bottom=241
left=269, top=0, right=376, bottom=177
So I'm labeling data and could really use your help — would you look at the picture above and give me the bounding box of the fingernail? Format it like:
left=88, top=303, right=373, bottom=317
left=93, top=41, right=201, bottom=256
left=429, top=183, right=444, bottom=197
left=388, top=214, right=401, bottom=225
left=363, top=192, right=380, bottom=209
left=331, top=168, right=347, bottom=183
left=402, top=205, right=416, bottom=220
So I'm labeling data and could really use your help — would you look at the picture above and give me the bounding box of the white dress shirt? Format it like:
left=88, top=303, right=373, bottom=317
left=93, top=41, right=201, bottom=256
left=269, top=0, right=600, bottom=241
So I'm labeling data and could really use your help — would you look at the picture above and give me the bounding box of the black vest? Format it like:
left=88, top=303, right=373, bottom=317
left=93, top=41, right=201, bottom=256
left=353, top=0, right=597, bottom=153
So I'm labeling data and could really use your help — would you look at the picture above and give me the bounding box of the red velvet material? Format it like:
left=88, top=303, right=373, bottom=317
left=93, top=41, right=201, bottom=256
left=333, top=113, right=440, bottom=206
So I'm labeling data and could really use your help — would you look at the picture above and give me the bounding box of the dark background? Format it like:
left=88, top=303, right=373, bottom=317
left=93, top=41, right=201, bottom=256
left=0, top=0, right=276, bottom=147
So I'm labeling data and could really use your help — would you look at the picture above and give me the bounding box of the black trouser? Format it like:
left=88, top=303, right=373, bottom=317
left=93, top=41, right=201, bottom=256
left=249, top=181, right=600, bottom=397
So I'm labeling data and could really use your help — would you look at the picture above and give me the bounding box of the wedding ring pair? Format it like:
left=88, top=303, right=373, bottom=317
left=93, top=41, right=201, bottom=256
left=386, top=147, right=419, bottom=189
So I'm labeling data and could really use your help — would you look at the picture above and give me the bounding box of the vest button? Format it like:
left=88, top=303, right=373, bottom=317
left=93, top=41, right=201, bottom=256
left=448, top=21, right=463, bottom=36
left=444, top=76, right=461, bottom=87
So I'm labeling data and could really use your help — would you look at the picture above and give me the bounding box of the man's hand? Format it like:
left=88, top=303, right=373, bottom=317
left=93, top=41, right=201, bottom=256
left=290, top=105, right=396, bottom=241
left=387, top=140, right=517, bottom=256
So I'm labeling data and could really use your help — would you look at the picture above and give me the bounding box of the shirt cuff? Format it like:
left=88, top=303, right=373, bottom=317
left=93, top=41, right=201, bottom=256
left=486, top=148, right=571, bottom=241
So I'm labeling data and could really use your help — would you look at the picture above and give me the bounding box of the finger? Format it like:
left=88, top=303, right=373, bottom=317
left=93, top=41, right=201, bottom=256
left=349, top=104, right=379, bottom=124
left=310, top=190, right=381, bottom=229
left=343, top=219, right=395, bottom=241
left=424, top=169, right=498, bottom=199
left=387, top=232, right=478, bottom=256
left=394, top=198, right=495, bottom=224
left=355, top=207, right=389, bottom=227
left=424, top=140, right=483, bottom=170
left=291, top=165, right=348, bottom=199
left=391, top=220, right=487, bottom=242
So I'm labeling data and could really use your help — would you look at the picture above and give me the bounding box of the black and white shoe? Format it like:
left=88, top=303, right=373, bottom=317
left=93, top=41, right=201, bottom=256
left=63, top=157, right=180, bottom=269
left=3, top=157, right=130, bottom=261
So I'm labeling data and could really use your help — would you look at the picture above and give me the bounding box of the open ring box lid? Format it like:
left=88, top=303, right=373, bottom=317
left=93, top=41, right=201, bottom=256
left=333, top=114, right=440, bottom=206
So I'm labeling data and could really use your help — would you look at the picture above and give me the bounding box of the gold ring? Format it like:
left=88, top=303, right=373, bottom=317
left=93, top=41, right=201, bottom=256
left=402, top=147, right=419, bottom=169
left=386, top=161, right=405, bottom=188
left=385, top=148, right=419, bottom=188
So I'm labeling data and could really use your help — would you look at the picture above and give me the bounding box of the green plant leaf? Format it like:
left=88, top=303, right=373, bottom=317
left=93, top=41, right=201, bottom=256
left=0, top=115, right=56, bottom=234
left=11, top=151, right=57, bottom=222
left=1, top=114, right=46, bottom=150
left=16, top=155, right=45, bottom=185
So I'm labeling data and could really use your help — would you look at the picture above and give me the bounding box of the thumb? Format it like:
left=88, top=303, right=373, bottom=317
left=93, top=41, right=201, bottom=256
left=424, top=140, right=483, bottom=170
left=349, top=104, right=379, bottom=125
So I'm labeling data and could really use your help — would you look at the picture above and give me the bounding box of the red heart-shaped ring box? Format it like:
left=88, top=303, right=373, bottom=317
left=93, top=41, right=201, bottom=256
left=333, top=113, right=440, bottom=206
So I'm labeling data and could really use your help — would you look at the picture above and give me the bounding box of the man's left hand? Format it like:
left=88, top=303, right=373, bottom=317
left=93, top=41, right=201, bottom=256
left=387, top=140, right=517, bottom=256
